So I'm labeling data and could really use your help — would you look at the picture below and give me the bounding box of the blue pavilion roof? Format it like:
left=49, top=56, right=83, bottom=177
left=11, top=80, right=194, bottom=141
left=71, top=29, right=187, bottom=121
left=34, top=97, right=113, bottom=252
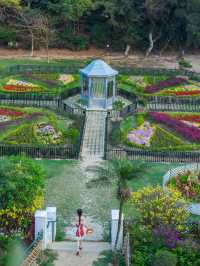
left=80, top=59, right=118, bottom=77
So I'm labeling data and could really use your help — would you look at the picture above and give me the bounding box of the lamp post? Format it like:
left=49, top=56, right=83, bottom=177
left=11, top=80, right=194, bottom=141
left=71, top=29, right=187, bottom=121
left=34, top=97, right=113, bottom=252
left=106, top=43, right=110, bottom=64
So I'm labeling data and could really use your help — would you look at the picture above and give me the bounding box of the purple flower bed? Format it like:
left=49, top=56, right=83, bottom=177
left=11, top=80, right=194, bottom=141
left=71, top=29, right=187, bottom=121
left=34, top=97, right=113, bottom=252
left=145, top=77, right=188, bottom=93
left=150, top=112, right=200, bottom=142
left=0, top=112, right=42, bottom=131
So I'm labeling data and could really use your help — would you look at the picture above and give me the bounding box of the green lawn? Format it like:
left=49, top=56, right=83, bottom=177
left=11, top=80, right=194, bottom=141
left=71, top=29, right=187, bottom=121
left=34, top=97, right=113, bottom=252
left=128, top=162, right=180, bottom=191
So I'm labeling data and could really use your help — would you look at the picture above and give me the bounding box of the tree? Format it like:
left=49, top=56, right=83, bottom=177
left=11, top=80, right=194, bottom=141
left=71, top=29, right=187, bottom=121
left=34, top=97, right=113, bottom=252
left=0, top=156, right=45, bottom=236
left=87, top=159, right=145, bottom=250
left=36, top=14, right=55, bottom=62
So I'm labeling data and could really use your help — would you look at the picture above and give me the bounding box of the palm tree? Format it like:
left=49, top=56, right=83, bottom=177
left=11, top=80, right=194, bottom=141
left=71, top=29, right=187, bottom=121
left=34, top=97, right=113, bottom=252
left=87, top=159, right=145, bottom=250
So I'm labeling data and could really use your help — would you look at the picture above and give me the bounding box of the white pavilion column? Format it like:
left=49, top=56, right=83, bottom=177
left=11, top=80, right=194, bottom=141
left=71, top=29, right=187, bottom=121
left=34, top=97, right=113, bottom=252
left=88, top=77, right=92, bottom=108
left=104, top=78, right=108, bottom=109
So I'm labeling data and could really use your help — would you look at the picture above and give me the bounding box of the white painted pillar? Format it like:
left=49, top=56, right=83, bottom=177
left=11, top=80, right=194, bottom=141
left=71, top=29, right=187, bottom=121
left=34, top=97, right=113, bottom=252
left=111, top=209, right=124, bottom=250
left=35, top=210, right=48, bottom=250
left=46, top=207, right=57, bottom=241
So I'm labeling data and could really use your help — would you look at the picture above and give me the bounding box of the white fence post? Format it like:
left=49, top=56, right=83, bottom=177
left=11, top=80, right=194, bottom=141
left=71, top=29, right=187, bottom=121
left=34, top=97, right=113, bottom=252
left=111, top=209, right=123, bottom=250
left=35, top=210, right=48, bottom=250
left=46, top=207, right=57, bottom=241
left=35, top=207, right=57, bottom=250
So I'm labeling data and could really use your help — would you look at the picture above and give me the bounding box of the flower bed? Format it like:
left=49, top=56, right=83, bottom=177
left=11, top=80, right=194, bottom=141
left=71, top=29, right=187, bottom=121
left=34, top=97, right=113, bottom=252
left=3, top=85, right=43, bottom=92
left=127, top=121, right=154, bottom=147
left=166, top=90, right=200, bottom=96
left=0, top=108, right=24, bottom=117
left=144, top=77, right=188, bottom=93
left=150, top=112, right=200, bottom=142
left=0, top=112, right=42, bottom=132
left=2, top=79, right=44, bottom=93
left=167, top=170, right=200, bottom=202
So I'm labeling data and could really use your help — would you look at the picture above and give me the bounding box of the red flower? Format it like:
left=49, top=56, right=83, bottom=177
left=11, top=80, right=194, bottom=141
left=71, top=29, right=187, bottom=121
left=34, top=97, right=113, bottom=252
left=0, top=108, right=24, bottom=117
left=3, top=85, right=42, bottom=92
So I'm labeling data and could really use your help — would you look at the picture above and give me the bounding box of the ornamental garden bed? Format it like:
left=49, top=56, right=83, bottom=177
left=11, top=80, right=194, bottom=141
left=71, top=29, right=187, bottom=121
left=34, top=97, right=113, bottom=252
left=110, top=111, right=200, bottom=151
left=118, top=73, right=200, bottom=98
left=167, top=170, right=200, bottom=203
left=0, top=73, right=80, bottom=97
left=0, top=106, right=81, bottom=146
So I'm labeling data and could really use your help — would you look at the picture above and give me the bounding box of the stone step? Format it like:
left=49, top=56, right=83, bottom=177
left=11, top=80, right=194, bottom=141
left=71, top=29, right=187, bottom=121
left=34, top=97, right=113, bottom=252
left=49, top=241, right=111, bottom=253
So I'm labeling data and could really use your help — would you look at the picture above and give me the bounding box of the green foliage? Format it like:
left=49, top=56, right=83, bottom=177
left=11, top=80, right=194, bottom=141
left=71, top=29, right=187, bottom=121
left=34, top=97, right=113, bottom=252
left=111, top=116, right=136, bottom=145
left=37, top=249, right=58, bottom=266
left=153, top=250, right=177, bottom=266
left=92, top=250, right=126, bottom=266
left=0, top=237, right=24, bottom=266
left=179, top=58, right=193, bottom=69
left=112, top=100, right=125, bottom=111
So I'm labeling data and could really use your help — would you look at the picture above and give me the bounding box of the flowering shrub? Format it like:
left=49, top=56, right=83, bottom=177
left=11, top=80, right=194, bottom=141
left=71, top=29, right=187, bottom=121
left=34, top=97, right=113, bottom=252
left=131, top=186, right=189, bottom=230
left=127, top=121, right=154, bottom=146
left=150, top=112, right=200, bottom=142
left=167, top=171, right=200, bottom=202
left=0, top=156, right=44, bottom=236
left=145, top=77, right=188, bottom=93
left=36, top=123, right=62, bottom=144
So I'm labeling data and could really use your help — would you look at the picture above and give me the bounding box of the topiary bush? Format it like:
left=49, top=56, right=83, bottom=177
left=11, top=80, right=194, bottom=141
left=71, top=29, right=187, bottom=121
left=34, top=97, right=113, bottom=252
left=153, top=250, right=177, bottom=266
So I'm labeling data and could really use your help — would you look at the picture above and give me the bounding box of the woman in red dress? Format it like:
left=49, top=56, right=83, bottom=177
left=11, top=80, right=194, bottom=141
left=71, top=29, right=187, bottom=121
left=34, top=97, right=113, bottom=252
left=76, top=209, right=87, bottom=256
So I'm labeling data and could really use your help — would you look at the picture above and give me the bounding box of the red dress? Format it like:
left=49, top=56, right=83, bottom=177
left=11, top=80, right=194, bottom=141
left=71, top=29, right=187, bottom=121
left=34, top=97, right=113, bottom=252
left=76, top=224, right=84, bottom=237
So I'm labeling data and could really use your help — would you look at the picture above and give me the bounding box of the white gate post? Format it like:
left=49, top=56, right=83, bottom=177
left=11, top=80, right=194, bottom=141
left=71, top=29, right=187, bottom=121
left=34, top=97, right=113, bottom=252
left=111, top=209, right=124, bottom=250
left=46, top=207, right=57, bottom=241
left=35, top=210, right=48, bottom=250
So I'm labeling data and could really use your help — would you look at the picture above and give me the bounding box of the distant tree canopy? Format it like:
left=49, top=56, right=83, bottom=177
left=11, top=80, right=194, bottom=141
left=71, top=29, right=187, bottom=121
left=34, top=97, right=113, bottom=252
left=0, top=0, right=200, bottom=54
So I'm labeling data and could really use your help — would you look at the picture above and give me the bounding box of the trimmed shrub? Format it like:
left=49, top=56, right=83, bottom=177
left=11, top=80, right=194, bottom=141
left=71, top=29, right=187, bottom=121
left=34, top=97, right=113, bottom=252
left=153, top=250, right=177, bottom=266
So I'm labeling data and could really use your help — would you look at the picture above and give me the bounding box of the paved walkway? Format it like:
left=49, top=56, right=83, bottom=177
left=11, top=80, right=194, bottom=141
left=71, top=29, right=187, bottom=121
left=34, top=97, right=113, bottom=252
left=49, top=241, right=111, bottom=266
left=81, top=111, right=107, bottom=160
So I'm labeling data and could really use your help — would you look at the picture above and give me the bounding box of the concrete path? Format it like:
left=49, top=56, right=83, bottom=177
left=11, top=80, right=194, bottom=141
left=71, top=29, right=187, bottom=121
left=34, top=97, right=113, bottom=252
left=49, top=241, right=111, bottom=266
left=81, top=111, right=107, bottom=160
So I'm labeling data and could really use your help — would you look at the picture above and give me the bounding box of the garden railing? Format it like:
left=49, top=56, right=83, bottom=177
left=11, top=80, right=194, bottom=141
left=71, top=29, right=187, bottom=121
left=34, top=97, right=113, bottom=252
left=22, top=231, right=43, bottom=266
left=106, top=148, right=200, bottom=163
left=0, top=144, right=79, bottom=159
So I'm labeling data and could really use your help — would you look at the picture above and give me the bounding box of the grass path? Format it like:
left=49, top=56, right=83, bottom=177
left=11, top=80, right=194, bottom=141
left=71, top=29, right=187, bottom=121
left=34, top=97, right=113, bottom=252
left=41, top=159, right=118, bottom=240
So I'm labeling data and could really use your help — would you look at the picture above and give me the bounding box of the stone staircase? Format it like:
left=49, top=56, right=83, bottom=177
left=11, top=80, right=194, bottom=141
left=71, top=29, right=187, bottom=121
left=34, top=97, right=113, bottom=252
left=81, top=111, right=107, bottom=160
left=49, top=241, right=111, bottom=266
